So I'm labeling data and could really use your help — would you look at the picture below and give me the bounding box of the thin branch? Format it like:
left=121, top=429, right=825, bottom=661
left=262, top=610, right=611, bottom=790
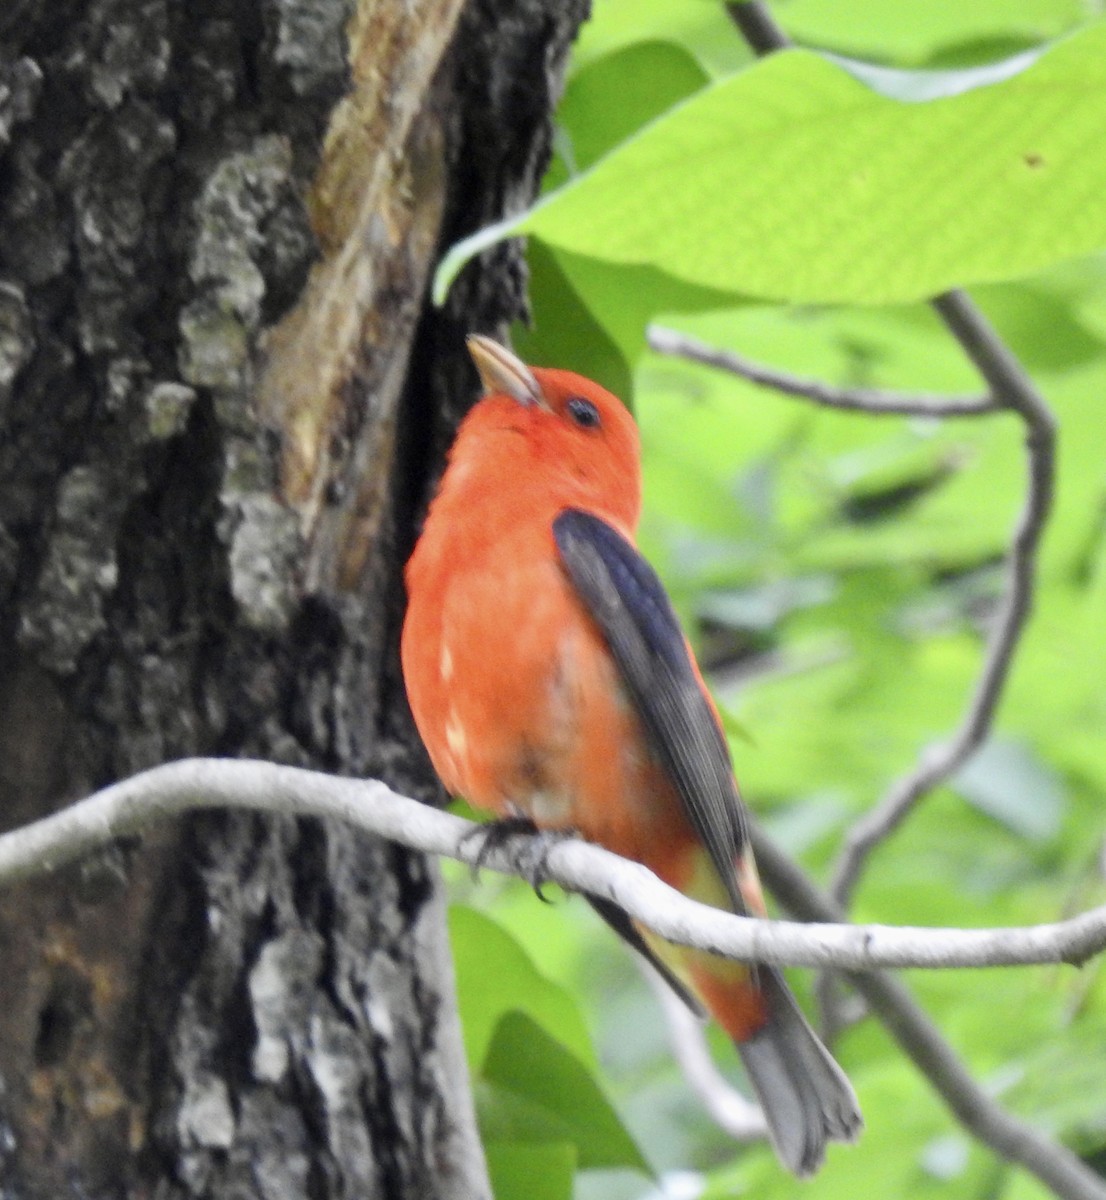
left=647, top=325, right=996, bottom=418
left=688, top=8, right=1076, bottom=1195
left=725, top=1, right=790, bottom=54
left=3, top=758, right=1106, bottom=972
left=651, top=298, right=1056, bottom=910
left=753, top=828, right=1106, bottom=1200
left=721, top=0, right=1059, bottom=927
left=6, top=759, right=1102, bottom=1197
left=642, top=961, right=768, bottom=1142
left=830, top=298, right=1056, bottom=902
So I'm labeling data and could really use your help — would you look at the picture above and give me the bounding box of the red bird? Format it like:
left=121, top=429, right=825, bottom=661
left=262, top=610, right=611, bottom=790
left=401, top=335, right=861, bottom=1175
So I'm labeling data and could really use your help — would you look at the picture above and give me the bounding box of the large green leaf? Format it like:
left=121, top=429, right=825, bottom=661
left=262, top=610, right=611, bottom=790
left=480, top=1011, right=652, bottom=1175
left=484, top=1141, right=576, bottom=1200
left=436, top=24, right=1106, bottom=306
left=449, top=906, right=595, bottom=1069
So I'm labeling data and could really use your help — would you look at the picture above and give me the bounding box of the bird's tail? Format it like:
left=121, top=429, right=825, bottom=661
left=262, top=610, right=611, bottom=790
left=736, top=965, right=862, bottom=1177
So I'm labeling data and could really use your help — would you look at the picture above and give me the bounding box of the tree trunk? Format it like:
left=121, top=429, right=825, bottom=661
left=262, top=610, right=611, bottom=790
left=0, top=0, right=587, bottom=1195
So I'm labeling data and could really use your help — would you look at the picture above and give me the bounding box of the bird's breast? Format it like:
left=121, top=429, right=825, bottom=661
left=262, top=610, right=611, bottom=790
left=402, top=528, right=698, bottom=882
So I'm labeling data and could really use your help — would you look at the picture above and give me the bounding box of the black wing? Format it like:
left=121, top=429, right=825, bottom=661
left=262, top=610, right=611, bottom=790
left=553, top=508, right=748, bottom=915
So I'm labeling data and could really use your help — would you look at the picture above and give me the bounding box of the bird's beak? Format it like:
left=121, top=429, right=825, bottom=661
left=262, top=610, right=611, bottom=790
left=466, top=334, right=549, bottom=410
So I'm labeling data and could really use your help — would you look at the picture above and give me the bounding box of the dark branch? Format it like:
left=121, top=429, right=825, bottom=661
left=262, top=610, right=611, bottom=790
left=647, top=325, right=996, bottom=418
left=754, top=828, right=1106, bottom=1200
left=829, top=297, right=1056, bottom=903
left=725, top=2, right=791, bottom=54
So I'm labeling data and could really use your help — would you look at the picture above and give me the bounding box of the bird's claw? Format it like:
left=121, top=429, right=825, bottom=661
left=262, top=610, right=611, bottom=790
left=517, top=829, right=574, bottom=901
left=459, top=817, right=572, bottom=900
left=460, top=815, right=538, bottom=877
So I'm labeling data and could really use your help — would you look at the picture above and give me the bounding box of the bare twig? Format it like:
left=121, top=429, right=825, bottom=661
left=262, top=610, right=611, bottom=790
left=2, top=757, right=1106, bottom=971
left=647, top=325, right=996, bottom=418
left=651, top=298, right=1056, bottom=910
left=830, top=298, right=1056, bottom=903
left=753, top=827, right=1106, bottom=1200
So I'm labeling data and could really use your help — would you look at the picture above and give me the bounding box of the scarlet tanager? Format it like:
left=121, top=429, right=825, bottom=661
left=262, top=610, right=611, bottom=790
left=401, top=335, right=861, bottom=1175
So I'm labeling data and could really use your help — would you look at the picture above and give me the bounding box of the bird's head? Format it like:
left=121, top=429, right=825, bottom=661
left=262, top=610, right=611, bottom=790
left=463, top=334, right=641, bottom=531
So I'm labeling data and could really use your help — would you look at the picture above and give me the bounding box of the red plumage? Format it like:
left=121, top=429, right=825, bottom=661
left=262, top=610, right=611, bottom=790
left=401, top=336, right=861, bottom=1175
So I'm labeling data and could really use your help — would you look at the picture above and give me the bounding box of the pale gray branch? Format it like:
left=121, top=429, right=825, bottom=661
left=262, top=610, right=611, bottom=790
left=6, top=757, right=1103, bottom=1197
left=647, top=325, right=996, bottom=418
left=2, top=757, right=1105, bottom=972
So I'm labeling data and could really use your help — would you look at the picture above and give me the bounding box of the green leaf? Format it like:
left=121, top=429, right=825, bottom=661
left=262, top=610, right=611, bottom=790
left=558, top=41, right=709, bottom=176
left=511, top=242, right=633, bottom=398
left=484, top=1141, right=577, bottom=1200
left=512, top=245, right=741, bottom=399
left=572, top=0, right=750, bottom=78
left=449, top=906, right=596, bottom=1069
left=435, top=24, right=1106, bottom=306
left=480, top=1011, right=652, bottom=1175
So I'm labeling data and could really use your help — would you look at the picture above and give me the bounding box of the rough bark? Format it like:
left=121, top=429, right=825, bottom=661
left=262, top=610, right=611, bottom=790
left=0, top=0, right=588, bottom=1196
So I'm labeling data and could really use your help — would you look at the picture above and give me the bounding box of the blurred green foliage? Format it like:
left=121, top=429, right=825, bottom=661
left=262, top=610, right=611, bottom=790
left=442, top=2, right=1106, bottom=1197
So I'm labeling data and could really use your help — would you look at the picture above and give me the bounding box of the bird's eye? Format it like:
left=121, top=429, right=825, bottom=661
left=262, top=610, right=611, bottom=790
left=567, top=397, right=601, bottom=429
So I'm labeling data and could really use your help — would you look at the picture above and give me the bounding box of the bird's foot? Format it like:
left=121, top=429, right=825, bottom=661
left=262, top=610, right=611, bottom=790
left=459, top=816, right=573, bottom=901
left=460, top=814, right=538, bottom=873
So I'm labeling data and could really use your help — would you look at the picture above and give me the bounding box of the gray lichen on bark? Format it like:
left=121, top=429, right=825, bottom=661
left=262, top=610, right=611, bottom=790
left=269, top=0, right=354, bottom=96
left=18, top=465, right=122, bottom=672
left=180, top=131, right=312, bottom=630
left=0, top=281, right=34, bottom=413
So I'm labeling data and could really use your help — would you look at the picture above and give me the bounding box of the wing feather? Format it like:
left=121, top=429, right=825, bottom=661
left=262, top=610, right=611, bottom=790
left=553, top=508, right=748, bottom=915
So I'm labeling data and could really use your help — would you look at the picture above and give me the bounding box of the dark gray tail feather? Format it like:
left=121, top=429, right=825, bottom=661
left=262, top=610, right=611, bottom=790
left=736, top=967, right=862, bottom=1177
